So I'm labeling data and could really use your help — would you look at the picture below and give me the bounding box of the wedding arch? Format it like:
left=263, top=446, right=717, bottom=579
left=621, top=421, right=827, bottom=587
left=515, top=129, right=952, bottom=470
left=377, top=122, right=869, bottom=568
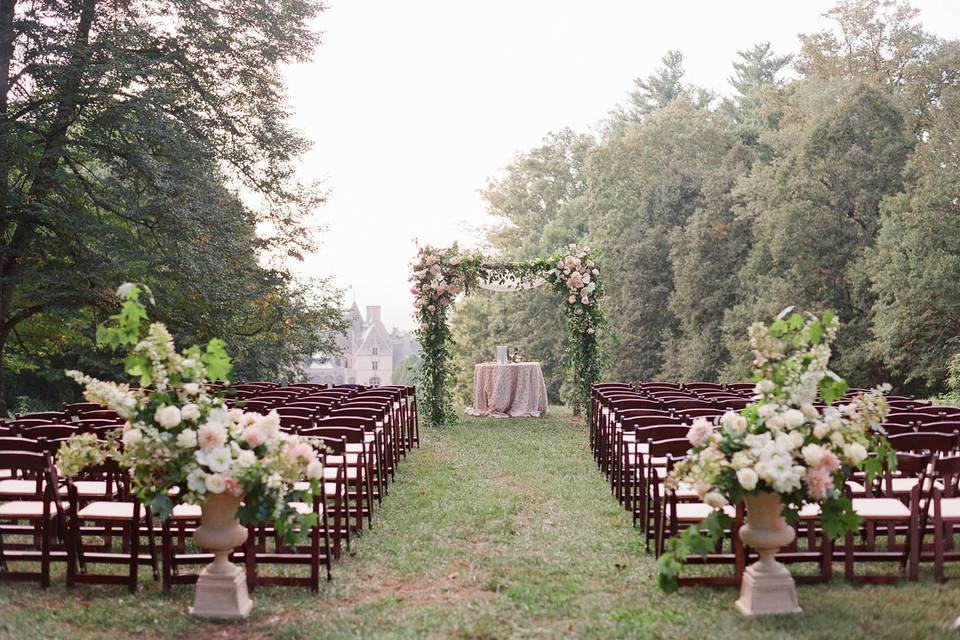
left=410, top=243, right=606, bottom=426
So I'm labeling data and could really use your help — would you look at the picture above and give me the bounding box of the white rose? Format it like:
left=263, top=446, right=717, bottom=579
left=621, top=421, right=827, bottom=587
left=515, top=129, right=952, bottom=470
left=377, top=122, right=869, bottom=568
left=204, top=473, right=226, bottom=494
left=176, top=428, right=198, bottom=449
left=766, top=415, right=786, bottom=431
left=844, top=442, right=868, bottom=465
left=830, top=431, right=846, bottom=447
left=116, top=282, right=136, bottom=298
left=306, top=460, right=324, bottom=480
left=235, top=450, right=257, bottom=468
left=756, top=380, right=775, bottom=394
left=801, top=403, right=819, bottom=418
left=568, top=295, right=576, bottom=304
left=122, top=429, right=143, bottom=446
left=704, top=491, right=729, bottom=509
left=183, top=382, right=200, bottom=396
left=782, top=409, right=806, bottom=429
left=737, top=468, right=759, bottom=491
left=812, top=421, right=829, bottom=439
left=208, top=407, right=231, bottom=427
left=181, top=403, right=201, bottom=421
left=802, top=444, right=825, bottom=467
left=155, top=405, right=182, bottom=429
left=789, top=430, right=805, bottom=449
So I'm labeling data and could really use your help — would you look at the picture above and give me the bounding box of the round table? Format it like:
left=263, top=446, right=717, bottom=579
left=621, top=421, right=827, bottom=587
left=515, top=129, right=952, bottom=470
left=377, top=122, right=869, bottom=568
left=465, top=362, right=548, bottom=418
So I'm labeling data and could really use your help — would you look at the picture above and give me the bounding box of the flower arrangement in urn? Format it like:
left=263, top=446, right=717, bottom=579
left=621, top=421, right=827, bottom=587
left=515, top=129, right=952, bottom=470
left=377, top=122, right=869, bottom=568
left=657, top=309, right=894, bottom=615
left=59, top=284, right=325, bottom=618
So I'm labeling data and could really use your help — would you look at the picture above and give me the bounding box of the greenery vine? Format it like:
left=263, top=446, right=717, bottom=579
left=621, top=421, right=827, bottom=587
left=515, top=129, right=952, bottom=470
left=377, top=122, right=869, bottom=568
left=410, top=244, right=606, bottom=426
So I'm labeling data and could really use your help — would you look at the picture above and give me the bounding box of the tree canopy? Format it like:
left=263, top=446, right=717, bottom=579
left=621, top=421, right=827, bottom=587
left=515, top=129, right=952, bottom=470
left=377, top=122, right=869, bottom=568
left=1, top=0, right=344, bottom=412
left=453, top=0, right=960, bottom=400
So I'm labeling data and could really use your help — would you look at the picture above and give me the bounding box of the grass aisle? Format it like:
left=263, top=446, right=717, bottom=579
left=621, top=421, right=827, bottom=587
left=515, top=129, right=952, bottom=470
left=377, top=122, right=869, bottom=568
left=2, top=408, right=959, bottom=638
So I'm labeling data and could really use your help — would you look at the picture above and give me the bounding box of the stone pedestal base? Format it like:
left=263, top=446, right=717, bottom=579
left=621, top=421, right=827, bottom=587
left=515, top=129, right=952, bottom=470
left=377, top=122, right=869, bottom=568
left=189, top=563, right=253, bottom=620
left=734, top=559, right=802, bottom=616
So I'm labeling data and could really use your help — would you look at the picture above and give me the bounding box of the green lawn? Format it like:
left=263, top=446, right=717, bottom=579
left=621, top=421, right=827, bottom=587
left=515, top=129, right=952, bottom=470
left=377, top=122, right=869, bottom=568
left=2, top=408, right=959, bottom=638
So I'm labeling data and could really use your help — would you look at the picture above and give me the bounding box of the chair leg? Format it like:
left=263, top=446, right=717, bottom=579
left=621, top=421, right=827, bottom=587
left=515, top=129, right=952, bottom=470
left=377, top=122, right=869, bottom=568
left=146, top=515, right=159, bottom=581
left=161, top=520, right=173, bottom=593
left=41, top=517, right=51, bottom=589
left=322, top=505, right=333, bottom=581
left=128, top=519, right=140, bottom=593
left=844, top=530, right=855, bottom=581
left=935, top=515, right=945, bottom=583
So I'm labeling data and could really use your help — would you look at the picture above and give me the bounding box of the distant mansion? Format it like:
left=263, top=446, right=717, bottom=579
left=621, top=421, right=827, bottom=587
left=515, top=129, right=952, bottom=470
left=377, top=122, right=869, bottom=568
left=305, top=303, right=419, bottom=387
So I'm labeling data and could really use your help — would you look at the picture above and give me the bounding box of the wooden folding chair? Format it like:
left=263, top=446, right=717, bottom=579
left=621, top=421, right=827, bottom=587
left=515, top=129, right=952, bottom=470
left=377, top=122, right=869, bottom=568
left=0, top=451, right=70, bottom=588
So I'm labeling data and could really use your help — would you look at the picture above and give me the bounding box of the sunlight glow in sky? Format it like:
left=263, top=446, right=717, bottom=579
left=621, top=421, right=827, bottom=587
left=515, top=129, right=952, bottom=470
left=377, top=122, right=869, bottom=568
left=282, top=0, right=960, bottom=331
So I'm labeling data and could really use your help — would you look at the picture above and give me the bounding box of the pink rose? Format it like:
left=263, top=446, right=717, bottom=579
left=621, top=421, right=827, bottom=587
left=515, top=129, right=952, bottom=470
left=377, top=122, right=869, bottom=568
left=243, top=423, right=266, bottom=448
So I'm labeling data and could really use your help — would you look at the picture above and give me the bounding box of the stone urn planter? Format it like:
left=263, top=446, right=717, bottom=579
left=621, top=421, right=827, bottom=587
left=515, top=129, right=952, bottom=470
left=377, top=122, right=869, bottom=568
left=734, top=492, right=802, bottom=616
left=189, top=493, right=253, bottom=620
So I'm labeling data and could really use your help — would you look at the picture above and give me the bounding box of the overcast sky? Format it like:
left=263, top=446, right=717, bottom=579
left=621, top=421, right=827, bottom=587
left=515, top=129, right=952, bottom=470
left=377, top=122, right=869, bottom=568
left=282, top=0, right=960, bottom=332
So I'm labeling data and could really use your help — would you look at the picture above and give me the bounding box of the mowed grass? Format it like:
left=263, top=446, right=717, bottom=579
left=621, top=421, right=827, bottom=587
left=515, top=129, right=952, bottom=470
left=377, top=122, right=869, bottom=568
left=2, top=407, right=960, bottom=638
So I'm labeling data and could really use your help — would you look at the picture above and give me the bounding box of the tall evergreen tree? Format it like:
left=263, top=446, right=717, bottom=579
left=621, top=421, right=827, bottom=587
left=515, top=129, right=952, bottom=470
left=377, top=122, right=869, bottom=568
left=729, top=42, right=793, bottom=97
left=608, top=50, right=713, bottom=131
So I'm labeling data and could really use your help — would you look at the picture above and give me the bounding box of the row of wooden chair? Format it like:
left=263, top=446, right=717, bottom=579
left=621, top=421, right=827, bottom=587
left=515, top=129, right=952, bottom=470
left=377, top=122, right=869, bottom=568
left=0, top=382, right=420, bottom=594
left=590, top=382, right=960, bottom=587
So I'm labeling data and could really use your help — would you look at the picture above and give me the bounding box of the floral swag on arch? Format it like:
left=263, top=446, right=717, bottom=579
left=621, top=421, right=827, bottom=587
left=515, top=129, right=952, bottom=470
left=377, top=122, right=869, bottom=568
left=410, top=243, right=606, bottom=426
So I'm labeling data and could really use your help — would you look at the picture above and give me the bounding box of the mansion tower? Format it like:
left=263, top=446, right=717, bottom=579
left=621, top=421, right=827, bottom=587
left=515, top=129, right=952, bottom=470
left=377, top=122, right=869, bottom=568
left=305, top=303, right=418, bottom=387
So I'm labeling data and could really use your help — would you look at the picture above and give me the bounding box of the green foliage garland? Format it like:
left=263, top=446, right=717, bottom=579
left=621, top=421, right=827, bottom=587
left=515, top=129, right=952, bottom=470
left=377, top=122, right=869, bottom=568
left=410, top=244, right=606, bottom=425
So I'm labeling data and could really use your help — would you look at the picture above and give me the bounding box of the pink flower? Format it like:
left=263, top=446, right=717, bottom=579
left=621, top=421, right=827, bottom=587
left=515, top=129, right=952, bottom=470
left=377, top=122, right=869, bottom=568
left=286, top=441, right=314, bottom=464
left=243, top=423, right=266, bottom=448
left=686, top=418, right=714, bottom=446
left=566, top=272, right=583, bottom=289
left=197, top=422, right=227, bottom=451
left=820, top=450, right=841, bottom=473
left=223, top=474, right=242, bottom=497
left=804, top=465, right=834, bottom=500
left=421, top=283, right=431, bottom=291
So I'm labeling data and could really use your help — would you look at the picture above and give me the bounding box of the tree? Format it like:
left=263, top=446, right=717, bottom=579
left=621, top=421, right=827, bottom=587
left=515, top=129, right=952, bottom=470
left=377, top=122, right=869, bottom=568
left=729, top=42, right=794, bottom=97
left=587, top=100, right=739, bottom=381
left=451, top=130, right=594, bottom=401
left=724, top=80, right=913, bottom=385
left=0, top=0, right=335, bottom=412
left=608, top=50, right=713, bottom=131
left=795, top=0, right=960, bottom=133
left=483, top=128, right=595, bottom=259
left=661, top=142, right=754, bottom=381
left=871, top=86, right=960, bottom=391
left=796, top=0, right=929, bottom=84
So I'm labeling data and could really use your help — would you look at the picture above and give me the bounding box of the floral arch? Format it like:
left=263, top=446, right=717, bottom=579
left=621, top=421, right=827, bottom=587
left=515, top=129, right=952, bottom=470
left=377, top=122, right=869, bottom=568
left=410, top=244, right=606, bottom=426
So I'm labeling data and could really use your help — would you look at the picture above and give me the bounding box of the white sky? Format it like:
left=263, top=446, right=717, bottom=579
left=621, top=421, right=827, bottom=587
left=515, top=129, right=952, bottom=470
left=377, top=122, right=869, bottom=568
left=282, top=0, right=960, bottom=332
